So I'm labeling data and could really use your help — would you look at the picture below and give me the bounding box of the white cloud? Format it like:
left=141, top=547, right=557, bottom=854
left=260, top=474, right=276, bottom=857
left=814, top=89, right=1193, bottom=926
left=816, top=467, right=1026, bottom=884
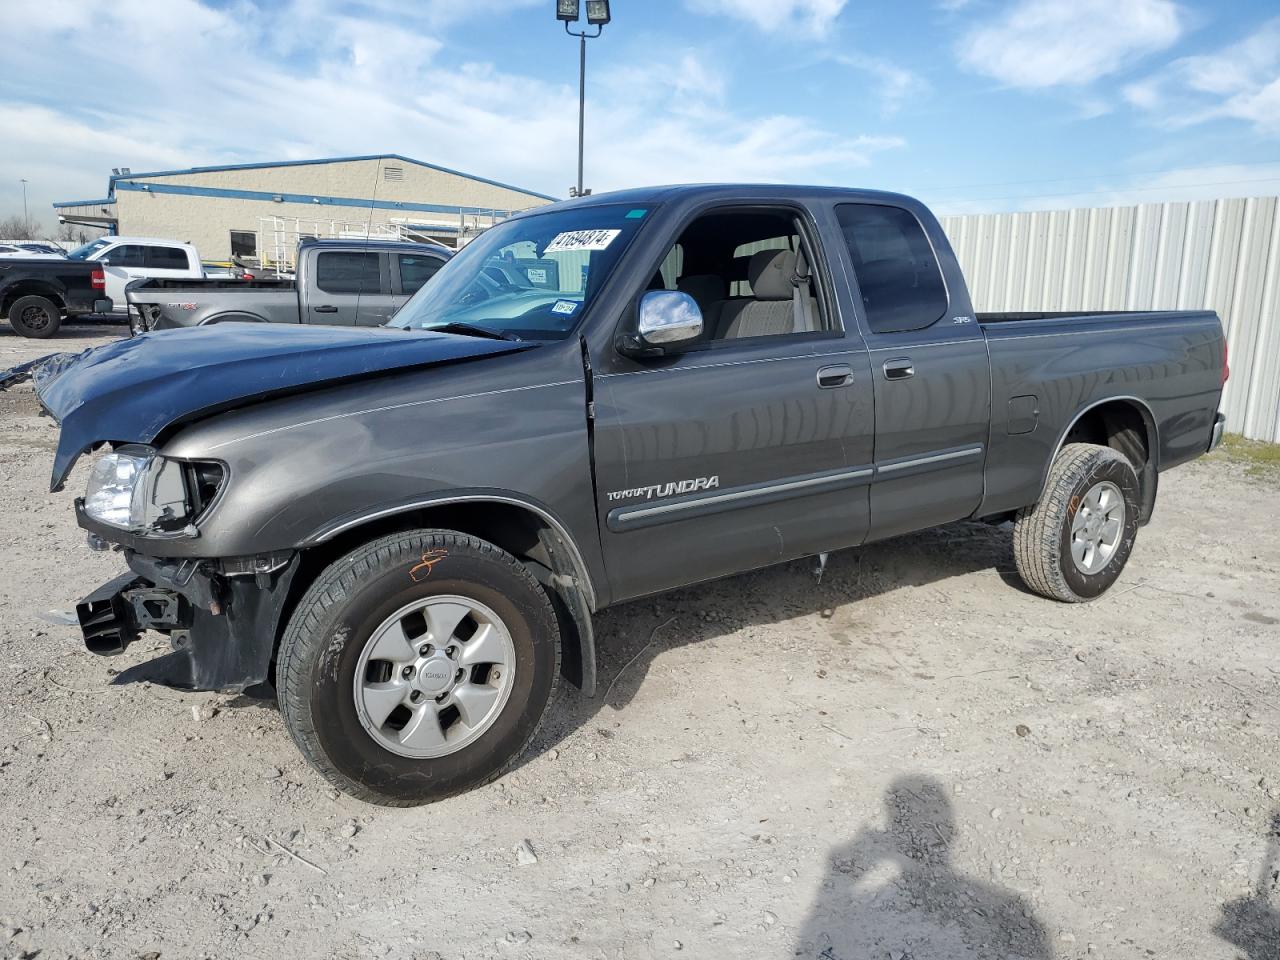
left=685, top=0, right=847, bottom=37
left=833, top=54, right=929, bottom=115
left=1124, top=18, right=1280, bottom=136
left=0, top=0, right=902, bottom=230
left=956, top=0, right=1183, bottom=89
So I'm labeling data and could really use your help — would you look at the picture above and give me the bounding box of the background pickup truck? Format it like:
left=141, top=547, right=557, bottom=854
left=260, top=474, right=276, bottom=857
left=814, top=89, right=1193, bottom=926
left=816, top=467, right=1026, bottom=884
left=0, top=258, right=112, bottom=337
left=25, top=183, right=1226, bottom=806
left=65, top=236, right=203, bottom=311
left=125, top=238, right=452, bottom=333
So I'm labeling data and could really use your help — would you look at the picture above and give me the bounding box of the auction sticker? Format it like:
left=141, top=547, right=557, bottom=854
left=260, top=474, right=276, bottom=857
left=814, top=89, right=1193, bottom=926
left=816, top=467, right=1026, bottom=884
left=545, top=229, right=621, bottom=253
left=551, top=300, right=579, bottom=315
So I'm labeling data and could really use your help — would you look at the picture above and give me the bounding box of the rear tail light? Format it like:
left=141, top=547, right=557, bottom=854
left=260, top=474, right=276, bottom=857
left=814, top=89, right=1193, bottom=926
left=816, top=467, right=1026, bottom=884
left=90, top=267, right=105, bottom=291
left=1222, top=339, right=1230, bottom=385
left=242, top=272, right=255, bottom=280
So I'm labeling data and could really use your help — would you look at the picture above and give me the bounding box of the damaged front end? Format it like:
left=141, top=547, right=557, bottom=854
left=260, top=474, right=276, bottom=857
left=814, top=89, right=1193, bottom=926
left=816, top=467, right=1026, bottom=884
left=9, top=323, right=533, bottom=694
left=72, top=442, right=301, bottom=692
left=78, top=552, right=299, bottom=692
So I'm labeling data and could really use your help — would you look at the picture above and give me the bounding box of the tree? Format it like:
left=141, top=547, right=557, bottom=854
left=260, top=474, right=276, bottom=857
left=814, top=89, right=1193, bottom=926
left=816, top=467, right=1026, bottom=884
left=0, top=214, right=38, bottom=240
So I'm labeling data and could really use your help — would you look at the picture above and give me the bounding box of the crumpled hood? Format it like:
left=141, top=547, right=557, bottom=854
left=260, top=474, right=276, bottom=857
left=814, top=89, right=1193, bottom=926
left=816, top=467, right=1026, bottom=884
left=33, top=323, right=528, bottom=491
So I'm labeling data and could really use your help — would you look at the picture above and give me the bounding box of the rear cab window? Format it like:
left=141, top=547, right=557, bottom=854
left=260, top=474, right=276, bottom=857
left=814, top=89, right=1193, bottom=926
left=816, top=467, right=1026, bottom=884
left=836, top=203, right=948, bottom=335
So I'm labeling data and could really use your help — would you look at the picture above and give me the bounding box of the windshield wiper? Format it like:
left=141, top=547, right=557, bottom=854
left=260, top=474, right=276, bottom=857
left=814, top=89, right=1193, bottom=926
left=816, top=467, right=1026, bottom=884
left=422, top=322, right=519, bottom=342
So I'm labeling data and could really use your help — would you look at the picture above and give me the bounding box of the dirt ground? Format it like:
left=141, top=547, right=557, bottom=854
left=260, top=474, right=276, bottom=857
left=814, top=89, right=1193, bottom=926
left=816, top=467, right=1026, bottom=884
left=1, top=322, right=1278, bottom=960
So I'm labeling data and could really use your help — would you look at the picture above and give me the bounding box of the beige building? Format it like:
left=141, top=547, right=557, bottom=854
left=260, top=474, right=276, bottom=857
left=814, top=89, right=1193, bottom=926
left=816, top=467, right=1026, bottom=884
left=52, top=154, right=555, bottom=267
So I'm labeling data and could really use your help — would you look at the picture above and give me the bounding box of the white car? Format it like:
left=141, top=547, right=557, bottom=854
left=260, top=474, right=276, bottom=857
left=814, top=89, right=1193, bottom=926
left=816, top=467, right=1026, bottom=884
left=65, top=236, right=203, bottom=311
left=0, top=243, right=65, bottom=259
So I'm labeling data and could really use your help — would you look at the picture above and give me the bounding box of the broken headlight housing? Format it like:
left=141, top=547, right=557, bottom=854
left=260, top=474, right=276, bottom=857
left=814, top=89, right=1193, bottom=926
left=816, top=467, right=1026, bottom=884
left=83, top=445, right=225, bottom=534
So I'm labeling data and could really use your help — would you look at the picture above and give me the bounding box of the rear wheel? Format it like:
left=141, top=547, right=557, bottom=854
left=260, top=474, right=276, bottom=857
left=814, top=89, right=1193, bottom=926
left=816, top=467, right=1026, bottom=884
left=8, top=295, right=62, bottom=338
left=277, top=530, right=561, bottom=805
left=1013, top=443, right=1141, bottom=602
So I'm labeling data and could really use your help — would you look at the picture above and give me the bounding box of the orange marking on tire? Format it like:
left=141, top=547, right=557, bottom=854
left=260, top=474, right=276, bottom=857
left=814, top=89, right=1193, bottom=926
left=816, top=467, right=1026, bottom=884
left=410, top=549, right=449, bottom=583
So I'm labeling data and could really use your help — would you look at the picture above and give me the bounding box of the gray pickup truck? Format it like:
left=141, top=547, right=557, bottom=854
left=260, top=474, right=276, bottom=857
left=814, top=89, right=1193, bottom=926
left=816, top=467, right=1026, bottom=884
left=13, top=184, right=1227, bottom=806
left=125, top=238, right=451, bottom=333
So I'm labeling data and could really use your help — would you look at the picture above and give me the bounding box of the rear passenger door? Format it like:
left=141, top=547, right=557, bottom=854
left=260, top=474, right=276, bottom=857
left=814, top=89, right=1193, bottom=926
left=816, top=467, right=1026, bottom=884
left=390, top=251, right=447, bottom=313
left=833, top=201, right=990, bottom=541
left=310, top=250, right=395, bottom=326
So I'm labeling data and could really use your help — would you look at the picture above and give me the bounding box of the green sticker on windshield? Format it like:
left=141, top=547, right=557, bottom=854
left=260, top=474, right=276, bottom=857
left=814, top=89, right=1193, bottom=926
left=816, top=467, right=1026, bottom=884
left=625, top=209, right=647, bottom=219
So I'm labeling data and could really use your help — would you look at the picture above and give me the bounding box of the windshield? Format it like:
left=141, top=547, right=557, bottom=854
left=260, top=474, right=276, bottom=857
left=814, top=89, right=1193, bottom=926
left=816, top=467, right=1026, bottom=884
left=390, top=204, right=652, bottom=340
left=66, top=238, right=112, bottom=261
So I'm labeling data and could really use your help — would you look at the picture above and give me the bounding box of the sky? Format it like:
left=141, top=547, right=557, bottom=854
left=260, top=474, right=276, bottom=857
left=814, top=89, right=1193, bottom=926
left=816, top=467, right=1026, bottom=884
left=2, top=0, right=1278, bottom=232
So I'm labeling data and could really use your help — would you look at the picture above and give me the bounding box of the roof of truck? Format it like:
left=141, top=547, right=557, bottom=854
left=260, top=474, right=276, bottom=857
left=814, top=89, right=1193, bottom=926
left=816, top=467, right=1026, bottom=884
left=524, top=183, right=920, bottom=214
left=297, top=238, right=451, bottom=253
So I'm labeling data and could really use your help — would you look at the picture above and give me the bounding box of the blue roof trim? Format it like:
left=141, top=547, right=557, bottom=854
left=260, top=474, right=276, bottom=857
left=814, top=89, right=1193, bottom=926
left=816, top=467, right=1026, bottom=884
left=107, top=154, right=558, bottom=203
left=52, top=198, right=115, bottom=209
left=113, top=179, right=532, bottom=217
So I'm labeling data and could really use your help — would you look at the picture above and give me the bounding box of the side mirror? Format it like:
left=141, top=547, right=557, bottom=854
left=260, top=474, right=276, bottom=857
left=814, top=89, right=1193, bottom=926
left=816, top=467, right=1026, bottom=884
left=618, top=290, right=703, bottom=358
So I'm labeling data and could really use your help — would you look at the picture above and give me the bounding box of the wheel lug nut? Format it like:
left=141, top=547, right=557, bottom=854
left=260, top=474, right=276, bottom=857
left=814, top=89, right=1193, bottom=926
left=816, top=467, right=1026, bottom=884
left=492, top=670, right=501, bottom=681
left=419, top=644, right=433, bottom=657
left=402, top=666, right=414, bottom=679
left=409, top=690, right=423, bottom=703
left=455, top=668, right=465, bottom=683
left=446, top=646, right=457, bottom=659
left=435, top=692, right=447, bottom=702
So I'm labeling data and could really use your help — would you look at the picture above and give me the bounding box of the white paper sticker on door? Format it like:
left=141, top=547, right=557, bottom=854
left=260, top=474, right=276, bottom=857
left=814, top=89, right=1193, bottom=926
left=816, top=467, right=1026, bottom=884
left=544, top=229, right=621, bottom=253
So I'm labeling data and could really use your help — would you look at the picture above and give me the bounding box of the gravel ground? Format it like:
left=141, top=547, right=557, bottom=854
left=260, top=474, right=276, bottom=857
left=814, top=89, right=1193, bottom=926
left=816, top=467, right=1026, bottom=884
left=1, top=323, right=1278, bottom=960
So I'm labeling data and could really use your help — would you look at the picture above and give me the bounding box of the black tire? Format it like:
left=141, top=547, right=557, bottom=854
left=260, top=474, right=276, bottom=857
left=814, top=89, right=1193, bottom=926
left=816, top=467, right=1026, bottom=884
left=8, top=294, right=63, bottom=338
left=277, top=529, right=561, bottom=806
left=1013, top=443, right=1141, bottom=602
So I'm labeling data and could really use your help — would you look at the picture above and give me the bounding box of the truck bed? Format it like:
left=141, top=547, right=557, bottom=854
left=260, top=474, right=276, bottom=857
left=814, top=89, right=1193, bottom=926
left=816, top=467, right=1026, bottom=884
left=133, top=277, right=296, bottom=292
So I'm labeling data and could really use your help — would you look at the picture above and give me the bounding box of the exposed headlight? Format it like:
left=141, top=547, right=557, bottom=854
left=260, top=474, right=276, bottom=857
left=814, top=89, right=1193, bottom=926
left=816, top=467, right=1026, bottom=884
left=83, top=445, right=225, bottom=534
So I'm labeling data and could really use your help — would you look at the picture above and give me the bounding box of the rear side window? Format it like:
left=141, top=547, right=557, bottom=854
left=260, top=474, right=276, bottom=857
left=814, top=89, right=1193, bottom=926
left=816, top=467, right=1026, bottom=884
left=147, top=246, right=190, bottom=269
left=316, top=251, right=381, bottom=294
left=836, top=203, right=947, bottom=334
left=397, top=254, right=444, bottom=295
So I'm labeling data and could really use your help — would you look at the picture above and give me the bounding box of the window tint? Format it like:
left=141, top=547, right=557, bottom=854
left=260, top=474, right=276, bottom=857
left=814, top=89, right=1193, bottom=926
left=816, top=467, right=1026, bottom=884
left=397, top=254, right=443, bottom=295
left=147, top=246, right=190, bottom=269
left=836, top=203, right=947, bottom=334
left=315, top=251, right=381, bottom=295
left=106, top=244, right=147, bottom=268
left=230, top=231, right=257, bottom=258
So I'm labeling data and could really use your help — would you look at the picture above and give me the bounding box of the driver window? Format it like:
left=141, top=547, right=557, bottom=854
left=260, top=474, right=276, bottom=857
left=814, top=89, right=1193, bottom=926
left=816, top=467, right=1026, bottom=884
left=652, top=210, right=826, bottom=344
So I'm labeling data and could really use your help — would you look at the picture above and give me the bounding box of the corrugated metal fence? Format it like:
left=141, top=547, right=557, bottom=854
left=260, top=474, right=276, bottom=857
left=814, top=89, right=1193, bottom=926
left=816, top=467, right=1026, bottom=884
left=940, top=197, right=1280, bottom=442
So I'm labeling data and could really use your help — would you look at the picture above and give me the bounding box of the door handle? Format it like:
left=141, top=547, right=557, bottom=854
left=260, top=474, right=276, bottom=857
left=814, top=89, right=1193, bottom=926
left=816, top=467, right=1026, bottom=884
left=816, top=364, right=854, bottom=388
left=314, top=305, right=339, bottom=314
left=883, top=358, right=915, bottom=380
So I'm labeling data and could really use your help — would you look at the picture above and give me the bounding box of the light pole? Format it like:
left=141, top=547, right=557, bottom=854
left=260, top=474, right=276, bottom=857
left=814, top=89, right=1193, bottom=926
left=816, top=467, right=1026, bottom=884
left=556, top=0, right=611, bottom=198
left=20, top=179, right=29, bottom=226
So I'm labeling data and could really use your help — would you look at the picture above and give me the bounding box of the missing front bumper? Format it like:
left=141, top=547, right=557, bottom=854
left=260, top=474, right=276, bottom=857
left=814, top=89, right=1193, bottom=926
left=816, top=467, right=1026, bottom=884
left=74, top=552, right=301, bottom=693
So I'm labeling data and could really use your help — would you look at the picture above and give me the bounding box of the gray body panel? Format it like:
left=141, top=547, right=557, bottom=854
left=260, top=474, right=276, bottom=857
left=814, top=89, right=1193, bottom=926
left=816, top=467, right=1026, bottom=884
left=31, top=183, right=1226, bottom=692
left=126, top=240, right=450, bottom=331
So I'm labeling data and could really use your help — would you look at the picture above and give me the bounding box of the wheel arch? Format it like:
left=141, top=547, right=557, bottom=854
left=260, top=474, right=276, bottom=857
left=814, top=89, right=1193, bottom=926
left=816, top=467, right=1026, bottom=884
left=199, top=311, right=269, bottom=325
left=2, top=280, right=66, bottom=316
left=1039, top=395, right=1160, bottom=522
left=279, top=494, right=599, bottom=695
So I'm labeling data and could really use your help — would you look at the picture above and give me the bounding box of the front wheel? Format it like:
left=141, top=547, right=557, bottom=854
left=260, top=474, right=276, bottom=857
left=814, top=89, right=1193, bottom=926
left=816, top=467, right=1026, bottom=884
left=277, top=530, right=561, bottom=805
left=1013, top=443, right=1141, bottom=602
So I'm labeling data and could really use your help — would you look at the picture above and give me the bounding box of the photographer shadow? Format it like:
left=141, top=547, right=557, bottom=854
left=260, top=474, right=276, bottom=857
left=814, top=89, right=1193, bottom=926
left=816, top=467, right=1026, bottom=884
left=1216, top=811, right=1280, bottom=960
left=794, top=774, right=1052, bottom=960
